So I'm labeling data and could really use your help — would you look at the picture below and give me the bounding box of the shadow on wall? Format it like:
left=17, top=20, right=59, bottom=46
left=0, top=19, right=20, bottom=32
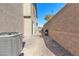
left=41, top=31, right=73, bottom=56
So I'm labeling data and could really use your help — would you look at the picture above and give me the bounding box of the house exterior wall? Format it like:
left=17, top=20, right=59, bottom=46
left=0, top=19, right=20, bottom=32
left=24, top=18, right=33, bottom=37
left=23, top=3, right=37, bottom=37
left=31, top=4, right=38, bottom=35
left=0, top=3, right=37, bottom=37
left=44, top=3, right=79, bottom=55
left=0, top=3, right=24, bottom=33
left=23, top=3, right=32, bottom=37
left=23, top=3, right=32, bottom=16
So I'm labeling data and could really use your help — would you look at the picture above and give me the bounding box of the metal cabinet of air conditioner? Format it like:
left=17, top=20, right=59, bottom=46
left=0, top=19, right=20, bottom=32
left=0, top=32, right=23, bottom=56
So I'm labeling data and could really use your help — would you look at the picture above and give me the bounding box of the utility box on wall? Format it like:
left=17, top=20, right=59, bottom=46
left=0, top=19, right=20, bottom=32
left=0, top=32, right=23, bottom=56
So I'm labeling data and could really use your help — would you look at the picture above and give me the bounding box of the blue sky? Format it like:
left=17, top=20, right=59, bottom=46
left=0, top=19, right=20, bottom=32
left=36, top=3, right=66, bottom=27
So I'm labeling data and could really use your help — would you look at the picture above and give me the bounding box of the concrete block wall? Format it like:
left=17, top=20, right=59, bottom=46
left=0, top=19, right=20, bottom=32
left=0, top=3, right=24, bottom=33
left=44, top=3, right=79, bottom=55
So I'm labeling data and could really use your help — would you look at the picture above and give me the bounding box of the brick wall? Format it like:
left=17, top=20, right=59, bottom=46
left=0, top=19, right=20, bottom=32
left=44, top=3, right=79, bottom=55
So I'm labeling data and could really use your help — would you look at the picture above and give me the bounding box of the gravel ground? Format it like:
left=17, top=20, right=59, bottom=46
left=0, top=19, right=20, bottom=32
left=22, top=35, right=54, bottom=56
left=21, top=33, right=72, bottom=56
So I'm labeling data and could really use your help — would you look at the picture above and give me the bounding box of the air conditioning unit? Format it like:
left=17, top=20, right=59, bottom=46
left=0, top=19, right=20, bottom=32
left=0, top=32, right=23, bottom=56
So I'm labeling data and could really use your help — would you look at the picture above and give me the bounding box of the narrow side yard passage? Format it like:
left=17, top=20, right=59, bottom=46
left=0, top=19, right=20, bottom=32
left=22, top=34, right=72, bottom=56
left=22, top=35, right=54, bottom=56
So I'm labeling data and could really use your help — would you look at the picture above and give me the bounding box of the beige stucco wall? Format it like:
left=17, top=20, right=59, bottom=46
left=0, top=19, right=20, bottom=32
left=31, top=5, right=37, bottom=35
left=23, top=3, right=32, bottom=37
left=23, top=3, right=37, bottom=37
left=0, top=3, right=37, bottom=37
left=0, top=3, right=24, bottom=33
left=23, top=3, right=32, bottom=16
left=44, top=3, right=79, bottom=55
left=24, top=18, right=33, bottom=37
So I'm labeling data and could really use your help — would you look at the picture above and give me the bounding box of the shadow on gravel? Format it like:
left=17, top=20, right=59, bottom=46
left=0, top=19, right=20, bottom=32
left=41, top=33, right=73, bottom=56
left=19, top=42, right=25, bottom=56
left=22, top=42, right=26, bottom=48
left=19, top=53, right=24, bottom=56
